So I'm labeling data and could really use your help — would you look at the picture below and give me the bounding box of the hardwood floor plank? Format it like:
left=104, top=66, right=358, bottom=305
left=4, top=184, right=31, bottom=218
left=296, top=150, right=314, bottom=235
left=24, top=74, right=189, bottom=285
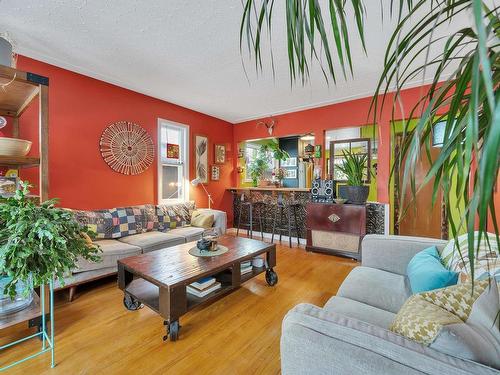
left=0, top=239, right=357, bottom=374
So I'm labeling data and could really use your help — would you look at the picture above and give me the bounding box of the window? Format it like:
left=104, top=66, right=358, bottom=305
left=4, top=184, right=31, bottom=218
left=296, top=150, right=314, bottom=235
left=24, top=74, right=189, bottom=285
left=244, top=143, right=275, bottom=181
left=325, top=126, right=378, bottom=180
left=158, top=119, right=189, bottom=203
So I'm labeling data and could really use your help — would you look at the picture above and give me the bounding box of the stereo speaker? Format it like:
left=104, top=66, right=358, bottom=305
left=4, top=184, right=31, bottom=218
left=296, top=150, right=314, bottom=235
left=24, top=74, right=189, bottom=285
left=311, top=179, right=335, bottom=203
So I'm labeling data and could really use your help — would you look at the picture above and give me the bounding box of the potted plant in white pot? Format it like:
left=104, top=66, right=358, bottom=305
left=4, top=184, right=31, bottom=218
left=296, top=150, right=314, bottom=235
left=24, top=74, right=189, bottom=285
left=337, top=150, right=370, bottom=205
left=0, top=182, right=101, bottom=315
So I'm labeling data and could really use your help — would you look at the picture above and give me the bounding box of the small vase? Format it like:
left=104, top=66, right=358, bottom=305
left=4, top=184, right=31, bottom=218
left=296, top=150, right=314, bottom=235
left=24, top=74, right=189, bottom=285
left=0, top=276, right=34, bottom=317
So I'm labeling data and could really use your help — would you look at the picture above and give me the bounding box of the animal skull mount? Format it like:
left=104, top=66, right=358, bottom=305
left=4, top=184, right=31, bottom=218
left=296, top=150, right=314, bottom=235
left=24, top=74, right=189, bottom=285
left=257, top=117, right=276, bottom=136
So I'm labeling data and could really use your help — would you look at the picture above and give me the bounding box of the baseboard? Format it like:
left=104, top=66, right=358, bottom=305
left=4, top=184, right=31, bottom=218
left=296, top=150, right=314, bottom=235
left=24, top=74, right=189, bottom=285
left=227, top=228, right=307, bottom=245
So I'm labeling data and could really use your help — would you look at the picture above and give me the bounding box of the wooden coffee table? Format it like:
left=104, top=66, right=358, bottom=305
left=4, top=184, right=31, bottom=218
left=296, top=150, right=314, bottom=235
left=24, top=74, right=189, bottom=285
left=117, top=235, right=277, bottom=341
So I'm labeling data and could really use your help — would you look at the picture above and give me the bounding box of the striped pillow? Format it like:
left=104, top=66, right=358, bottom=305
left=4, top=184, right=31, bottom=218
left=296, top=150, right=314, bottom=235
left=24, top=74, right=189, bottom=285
left=441, top=232, right=499, bottom=283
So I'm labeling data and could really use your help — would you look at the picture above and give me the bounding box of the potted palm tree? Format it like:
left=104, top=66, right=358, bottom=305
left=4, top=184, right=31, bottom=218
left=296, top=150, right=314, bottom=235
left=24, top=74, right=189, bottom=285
left=0, top=181, right=100, bottom=314
left=337, top=150, right=370, bottom=204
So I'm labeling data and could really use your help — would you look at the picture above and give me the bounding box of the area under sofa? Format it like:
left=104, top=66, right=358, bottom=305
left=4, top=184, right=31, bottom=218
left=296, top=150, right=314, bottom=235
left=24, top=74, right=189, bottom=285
left=55, top=202, right=227, bottom=300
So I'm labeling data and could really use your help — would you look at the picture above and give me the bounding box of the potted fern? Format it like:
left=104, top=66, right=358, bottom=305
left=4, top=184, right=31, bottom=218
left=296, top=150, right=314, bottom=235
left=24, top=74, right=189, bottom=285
left=337, top=150, right=370, bottom=205
left=0, top=182, right=100, bottom=314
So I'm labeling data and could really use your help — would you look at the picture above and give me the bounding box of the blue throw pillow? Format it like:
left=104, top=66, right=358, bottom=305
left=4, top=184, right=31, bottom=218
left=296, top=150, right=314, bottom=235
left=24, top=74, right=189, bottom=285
left=407, top=246, right=458, bottom=294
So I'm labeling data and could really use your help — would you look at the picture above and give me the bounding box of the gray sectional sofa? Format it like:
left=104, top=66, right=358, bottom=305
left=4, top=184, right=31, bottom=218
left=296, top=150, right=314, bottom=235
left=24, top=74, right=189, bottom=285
left=281, top=234, right=500, bottom=375
left=56, top=204, right=227, bottom=299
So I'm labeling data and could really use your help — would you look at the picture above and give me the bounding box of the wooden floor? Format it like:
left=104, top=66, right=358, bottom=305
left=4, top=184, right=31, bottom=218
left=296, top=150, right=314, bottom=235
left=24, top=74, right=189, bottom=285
left=0, top=237, right=357, bottom=375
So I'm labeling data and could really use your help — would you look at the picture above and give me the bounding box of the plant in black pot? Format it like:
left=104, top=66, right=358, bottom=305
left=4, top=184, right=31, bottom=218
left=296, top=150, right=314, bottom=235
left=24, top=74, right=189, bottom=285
left=0, top=182, right=101, bottom=315
left=337, top=150, right=369, bottom=205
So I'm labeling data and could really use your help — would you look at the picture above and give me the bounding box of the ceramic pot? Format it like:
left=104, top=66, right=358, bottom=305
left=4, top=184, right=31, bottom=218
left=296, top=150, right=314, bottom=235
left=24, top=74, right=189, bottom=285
left=0, top=276, right=33, bottom=317
left=339, top=185, right=369, bottom=205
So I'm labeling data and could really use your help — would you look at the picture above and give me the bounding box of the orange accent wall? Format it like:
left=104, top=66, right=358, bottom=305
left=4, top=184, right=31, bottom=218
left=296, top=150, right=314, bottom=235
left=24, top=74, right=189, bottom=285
left=11, top=56, right=234, bottom=224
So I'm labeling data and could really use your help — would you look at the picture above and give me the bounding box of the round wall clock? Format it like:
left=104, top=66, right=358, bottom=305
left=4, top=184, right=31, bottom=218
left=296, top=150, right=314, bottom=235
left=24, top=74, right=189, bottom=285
left=100, top=121, right=154, bottom=175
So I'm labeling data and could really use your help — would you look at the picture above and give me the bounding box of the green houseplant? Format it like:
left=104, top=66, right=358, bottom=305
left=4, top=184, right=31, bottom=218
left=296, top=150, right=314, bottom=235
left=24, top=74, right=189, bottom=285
left=247, top=141, right=289, bottom=186
left=240, top=0, right=499, bottom=276
left=336, top=150, right=369, bottom=204
left=0, top=182, right=101, bottom=306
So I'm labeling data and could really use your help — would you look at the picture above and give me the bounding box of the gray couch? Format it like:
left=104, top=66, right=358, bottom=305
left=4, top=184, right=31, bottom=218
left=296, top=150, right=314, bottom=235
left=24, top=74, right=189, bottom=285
left=56, top=208, right=227, bottom=297
left=281, top=234, right=500, bottom=375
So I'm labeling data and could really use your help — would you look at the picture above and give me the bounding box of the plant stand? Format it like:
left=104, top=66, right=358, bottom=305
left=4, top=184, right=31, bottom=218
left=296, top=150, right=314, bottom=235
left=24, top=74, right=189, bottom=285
left=0, top=280, right=55, bottom=371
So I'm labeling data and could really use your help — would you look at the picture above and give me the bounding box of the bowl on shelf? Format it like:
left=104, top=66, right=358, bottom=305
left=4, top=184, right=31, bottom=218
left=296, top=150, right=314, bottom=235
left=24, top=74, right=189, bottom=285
left=0, top=137, right=32, bottom=157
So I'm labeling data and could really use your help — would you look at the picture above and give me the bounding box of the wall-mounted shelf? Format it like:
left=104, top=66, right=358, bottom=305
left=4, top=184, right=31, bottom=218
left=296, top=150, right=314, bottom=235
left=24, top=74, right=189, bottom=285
left=0, top=155, right=40, bottom=168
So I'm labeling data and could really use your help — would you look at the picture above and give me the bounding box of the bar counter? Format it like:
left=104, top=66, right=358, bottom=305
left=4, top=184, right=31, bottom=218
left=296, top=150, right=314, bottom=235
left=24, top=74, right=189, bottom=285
left=227, top=187, right=310, bottom=192
left=227, top=187, right=387, bottom=239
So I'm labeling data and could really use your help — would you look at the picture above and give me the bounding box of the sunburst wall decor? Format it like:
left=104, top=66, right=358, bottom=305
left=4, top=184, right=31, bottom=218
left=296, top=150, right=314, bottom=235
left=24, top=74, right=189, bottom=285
left=100, top=121, right=154, bottom=175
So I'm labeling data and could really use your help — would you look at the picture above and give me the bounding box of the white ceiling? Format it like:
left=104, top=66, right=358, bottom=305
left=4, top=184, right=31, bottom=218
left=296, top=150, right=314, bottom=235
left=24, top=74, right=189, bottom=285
left=0, top=1, right=466, bottom=123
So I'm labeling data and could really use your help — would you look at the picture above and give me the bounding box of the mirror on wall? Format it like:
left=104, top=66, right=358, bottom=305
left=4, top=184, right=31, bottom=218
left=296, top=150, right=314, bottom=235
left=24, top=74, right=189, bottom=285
left=325, top=125, right=378, bottom=201
left=330, top=138, right=372, bottom=183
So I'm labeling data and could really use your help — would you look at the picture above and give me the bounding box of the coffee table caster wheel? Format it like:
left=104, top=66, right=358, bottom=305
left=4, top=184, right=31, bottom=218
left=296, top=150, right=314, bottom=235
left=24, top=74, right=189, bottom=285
left=163, top=320, right=180, bottom=342
left=123, top=293, right=143, bottom=311
left=265, top=268, right=278, bottom=286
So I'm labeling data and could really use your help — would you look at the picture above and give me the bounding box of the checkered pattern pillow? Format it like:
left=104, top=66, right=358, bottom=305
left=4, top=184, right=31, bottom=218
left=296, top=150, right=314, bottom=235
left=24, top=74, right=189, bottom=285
left=135, top=204, right=159, bottom=232
left=111, top=206, right=145, bottom=237
left=72, top=209, right=120, bottom=239
left=390, top=280, right=490, bottom=345
left=157, top=202, right=195, bottom=231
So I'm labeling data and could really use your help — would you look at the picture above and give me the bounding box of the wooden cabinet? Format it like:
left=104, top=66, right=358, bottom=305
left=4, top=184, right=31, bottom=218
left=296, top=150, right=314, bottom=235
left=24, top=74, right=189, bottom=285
left=306, top=202, right=366, bottom=260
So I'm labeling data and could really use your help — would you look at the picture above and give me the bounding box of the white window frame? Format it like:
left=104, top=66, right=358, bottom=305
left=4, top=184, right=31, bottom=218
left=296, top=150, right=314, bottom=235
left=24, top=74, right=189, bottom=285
left=158, top=119, right=190, bottom=204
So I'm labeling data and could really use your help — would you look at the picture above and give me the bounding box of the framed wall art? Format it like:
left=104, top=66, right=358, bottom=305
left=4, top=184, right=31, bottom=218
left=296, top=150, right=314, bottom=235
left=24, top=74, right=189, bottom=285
left=281, top=157, right=297, bottom=167
left=284, top=169, right=297, bottom=179
left=211, top=165, right=220, bottom=181
left=194, top=134, right=209, bottom=184
left=214, top=144, right=226, bottom=164
left=166, top=143, right=179, bottom=159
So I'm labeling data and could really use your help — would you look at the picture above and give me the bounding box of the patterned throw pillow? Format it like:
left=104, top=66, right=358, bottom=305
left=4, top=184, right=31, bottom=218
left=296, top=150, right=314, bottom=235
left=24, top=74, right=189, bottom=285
left=72, top=209, right=120, bottom=239
left=441, top=232, right=499, bottom=283
left=390, top=295, right=462, bottom=345
left=390, top=280, right=492, bottom=345
left=157, top=202, right=196, bottom=231
left=137, top=204, right=159, bottom=232
left=111, top=206, right=145, bottom=237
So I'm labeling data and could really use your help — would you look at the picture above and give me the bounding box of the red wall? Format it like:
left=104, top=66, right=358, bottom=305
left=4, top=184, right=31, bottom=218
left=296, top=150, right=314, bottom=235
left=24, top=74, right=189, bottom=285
left=10, top=56, right=234, bottom=224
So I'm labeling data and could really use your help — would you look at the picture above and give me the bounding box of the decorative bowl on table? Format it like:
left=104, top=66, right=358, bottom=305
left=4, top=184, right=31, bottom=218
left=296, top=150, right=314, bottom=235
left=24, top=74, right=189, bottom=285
left=334, top=198, right=348, bottom=204
left=0, top=137, right=32, bottom=157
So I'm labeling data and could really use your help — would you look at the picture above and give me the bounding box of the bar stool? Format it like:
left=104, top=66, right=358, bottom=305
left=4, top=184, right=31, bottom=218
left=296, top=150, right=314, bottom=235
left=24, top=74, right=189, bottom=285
left=271, top=192, right=301, bottom=247
left=236, top=191, right=264, bottom=239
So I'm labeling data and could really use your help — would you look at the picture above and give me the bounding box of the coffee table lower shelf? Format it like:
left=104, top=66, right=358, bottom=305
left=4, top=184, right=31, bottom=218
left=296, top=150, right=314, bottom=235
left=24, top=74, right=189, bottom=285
left=124, top=278, right=237, bottom=313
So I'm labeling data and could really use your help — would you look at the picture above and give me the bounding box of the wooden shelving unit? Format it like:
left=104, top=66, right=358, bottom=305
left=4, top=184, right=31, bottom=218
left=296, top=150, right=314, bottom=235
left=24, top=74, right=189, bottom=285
left=0, top=155, right=40, bottom=168
left=0, top=64, right=49, bottom=330
left=0, top=64, right=49, bottom=201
